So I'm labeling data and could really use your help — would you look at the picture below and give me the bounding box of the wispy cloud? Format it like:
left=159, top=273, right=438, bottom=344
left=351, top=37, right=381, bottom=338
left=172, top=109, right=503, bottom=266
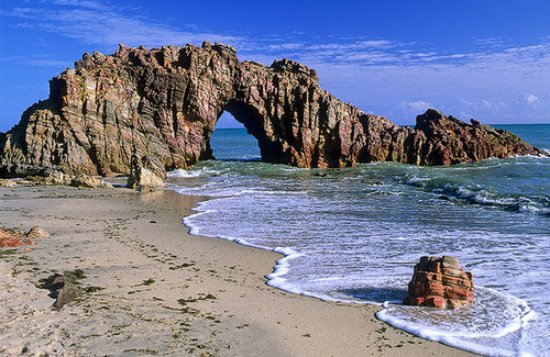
left=401, top=100, right=433, bottom=114
left=270, top=41, right=550, bottom=123
left=2, top=0, right=550, bottom=124
left=51, top=0, right=110, bottom=11
left=8, top=1, right=242, bottom=48
left=0, top=54, right=70, bottom=67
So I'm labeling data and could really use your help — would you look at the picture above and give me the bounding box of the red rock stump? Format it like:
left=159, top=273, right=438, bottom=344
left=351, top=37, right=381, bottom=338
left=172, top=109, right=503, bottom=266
left=404, top=256, right=474, bottom=309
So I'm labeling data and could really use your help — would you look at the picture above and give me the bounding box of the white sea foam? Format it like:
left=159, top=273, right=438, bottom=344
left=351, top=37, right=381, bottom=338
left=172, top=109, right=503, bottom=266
left=266, top=247, right=304, bottom=287
left=402, top=174, right=550, bottom=215
left=405, top=177, right=429, bottom=186
left=182, top=207, right=217, bottom=235
left=168, top=167, right=225, bottom=178
left=168, top=168, right=197, bottom=178
left=376, top=309, right=524, bottom=357
left=377, top=294, right=539, bottom=357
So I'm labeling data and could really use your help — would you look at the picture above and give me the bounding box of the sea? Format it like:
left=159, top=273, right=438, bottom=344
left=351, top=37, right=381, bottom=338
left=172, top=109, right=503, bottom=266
left=167, top=124, right=550, bottom=357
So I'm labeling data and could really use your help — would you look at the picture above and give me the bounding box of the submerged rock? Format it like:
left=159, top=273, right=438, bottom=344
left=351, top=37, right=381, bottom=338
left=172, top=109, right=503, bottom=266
left=404, top=256, right=474, bottom=309
left=0, top=42, right=546, bottom=178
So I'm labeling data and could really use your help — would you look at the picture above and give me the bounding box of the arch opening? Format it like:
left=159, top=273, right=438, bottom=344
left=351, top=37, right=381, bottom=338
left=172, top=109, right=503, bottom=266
left=208, top=110, right=261, bottom=162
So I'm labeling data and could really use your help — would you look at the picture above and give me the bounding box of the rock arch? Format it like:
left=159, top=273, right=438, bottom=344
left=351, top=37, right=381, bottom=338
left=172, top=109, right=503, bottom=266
left=0, top=42, right=545, bottom=178
left=212, top=99, right=279, bottom=163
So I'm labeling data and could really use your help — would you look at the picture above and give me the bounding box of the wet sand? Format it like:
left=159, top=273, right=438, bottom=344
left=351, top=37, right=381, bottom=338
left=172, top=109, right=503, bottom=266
left=0, top=185, right=474, bottom=356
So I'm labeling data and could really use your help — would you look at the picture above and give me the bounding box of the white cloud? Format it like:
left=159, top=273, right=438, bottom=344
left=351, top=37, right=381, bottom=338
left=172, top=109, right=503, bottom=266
left=51, top=0, right=110, bottom=11
left=401, top=101, right=432, bottom=113
left=266, top=43, right=304, bottom=51
left=0, top=54, right=70, bottom=67
left=307, top=40, right=393, bottom=51
left=526, top=94, right=540, bottom=103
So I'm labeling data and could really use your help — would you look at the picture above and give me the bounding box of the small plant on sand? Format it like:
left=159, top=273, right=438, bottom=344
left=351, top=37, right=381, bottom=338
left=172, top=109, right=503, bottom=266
left=0, top=249, right=17, bottom=258
left=142, top=278, right=155, bottom=286
left=65, top=268, right=86, bottom=281
left=83, top=286, right=104, bottom=293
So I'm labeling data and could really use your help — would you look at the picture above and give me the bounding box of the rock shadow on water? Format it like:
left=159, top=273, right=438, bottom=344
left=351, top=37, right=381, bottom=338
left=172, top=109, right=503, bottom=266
left=339, top=287, right=408, bottom=304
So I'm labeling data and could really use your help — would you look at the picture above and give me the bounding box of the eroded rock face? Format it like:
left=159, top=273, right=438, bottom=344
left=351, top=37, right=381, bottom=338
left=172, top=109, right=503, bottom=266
left=404, top=256, right=474, bottom=309
left=0, top=42, right=545, bottom=177
left=127, top=155, right=166, bottom=192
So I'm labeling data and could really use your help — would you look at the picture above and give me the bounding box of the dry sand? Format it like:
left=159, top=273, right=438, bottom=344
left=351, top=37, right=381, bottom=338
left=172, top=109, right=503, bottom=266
left=0, top=185, right=474, bottom=356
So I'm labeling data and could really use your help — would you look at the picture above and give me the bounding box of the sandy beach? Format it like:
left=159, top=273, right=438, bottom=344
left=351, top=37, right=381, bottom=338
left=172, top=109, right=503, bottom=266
left=0, top=184, right=474, bottom=356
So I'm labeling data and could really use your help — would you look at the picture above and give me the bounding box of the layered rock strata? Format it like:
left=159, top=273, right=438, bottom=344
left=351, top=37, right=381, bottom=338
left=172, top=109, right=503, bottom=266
left=0, top=42, right=545, bottom=178
left=404, top=256, right=474, bottom=309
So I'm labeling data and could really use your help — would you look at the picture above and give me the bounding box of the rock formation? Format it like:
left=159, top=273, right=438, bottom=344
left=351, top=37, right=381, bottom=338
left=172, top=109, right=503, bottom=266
left=404, top=256, right=474, bottom=309
left=127, top=154, right=166, bottom=192
left=0, top=169, right=112, bottom=188
left=0, top=179, right=17, bottom=188
left=25, top=169, right=113, bottom=189
left=39, top=272, right=81, bottom=310
left=0, top=226, right=49, bottom=247
left=0, top=42, right=545, bottom=178
left=26, top=226, right=50, bottom=239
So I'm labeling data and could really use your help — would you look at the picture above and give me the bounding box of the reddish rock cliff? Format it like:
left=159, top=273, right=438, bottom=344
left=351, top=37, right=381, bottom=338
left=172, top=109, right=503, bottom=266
left=404, top=256, right=474, bottom=309
left=0, top=42, right=545, bottom=178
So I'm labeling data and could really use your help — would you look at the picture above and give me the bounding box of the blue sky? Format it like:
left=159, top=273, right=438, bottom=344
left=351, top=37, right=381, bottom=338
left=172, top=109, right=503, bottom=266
left=1, top=0, right=550, bottom=132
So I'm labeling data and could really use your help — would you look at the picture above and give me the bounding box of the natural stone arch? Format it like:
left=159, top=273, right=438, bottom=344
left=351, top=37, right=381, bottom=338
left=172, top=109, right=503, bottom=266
left=0, top=42, right=544, bottom=178
left=208, top=99, right=282, bottom=164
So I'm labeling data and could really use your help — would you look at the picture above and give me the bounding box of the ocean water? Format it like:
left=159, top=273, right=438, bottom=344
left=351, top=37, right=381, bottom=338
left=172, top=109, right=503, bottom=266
left=169, top=125, right=550, bottom=357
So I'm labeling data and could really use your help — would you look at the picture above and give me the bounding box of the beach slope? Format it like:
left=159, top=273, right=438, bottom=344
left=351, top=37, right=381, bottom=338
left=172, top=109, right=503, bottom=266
left=0, top=186, right=473, bottom=356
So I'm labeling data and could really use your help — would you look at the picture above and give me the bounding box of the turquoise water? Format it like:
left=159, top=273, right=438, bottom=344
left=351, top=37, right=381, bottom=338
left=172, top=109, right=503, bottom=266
left=170, top=125, right=550, bottom=356
left=209, top=128, right=261, bottom=161
left=494, top=124, right=550, bottom=151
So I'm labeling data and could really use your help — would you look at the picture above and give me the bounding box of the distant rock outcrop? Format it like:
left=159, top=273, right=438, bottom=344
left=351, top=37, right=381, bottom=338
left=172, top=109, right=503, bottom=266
left=404, top=256, right=474, bottom=309
left=0, top=42, right=545, bottom=178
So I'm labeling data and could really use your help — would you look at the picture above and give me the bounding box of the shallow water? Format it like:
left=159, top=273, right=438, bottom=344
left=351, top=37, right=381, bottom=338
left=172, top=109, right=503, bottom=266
left=170, top=126, right=550, bottom=356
